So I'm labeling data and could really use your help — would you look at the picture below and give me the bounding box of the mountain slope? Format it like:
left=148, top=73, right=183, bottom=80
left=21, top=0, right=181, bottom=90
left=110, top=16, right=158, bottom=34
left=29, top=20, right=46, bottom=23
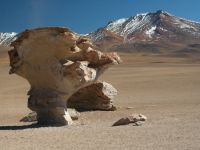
left=0, top=32, right=17, bottom=46
left=88, top=10, right=200, bottom=55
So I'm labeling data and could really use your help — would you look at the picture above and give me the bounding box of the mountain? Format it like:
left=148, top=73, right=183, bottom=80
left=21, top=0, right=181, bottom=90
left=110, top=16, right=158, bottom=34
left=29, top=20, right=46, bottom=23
left=1, top=10, right=200, bottom=57
left=0, top=32, right=17, bottom=46
left=88, top=10, right=200, bottom=56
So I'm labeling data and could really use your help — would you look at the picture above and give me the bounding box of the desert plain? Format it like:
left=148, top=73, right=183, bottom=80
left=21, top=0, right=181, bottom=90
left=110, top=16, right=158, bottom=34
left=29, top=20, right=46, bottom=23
left=0, top=50, right=200, bottom=150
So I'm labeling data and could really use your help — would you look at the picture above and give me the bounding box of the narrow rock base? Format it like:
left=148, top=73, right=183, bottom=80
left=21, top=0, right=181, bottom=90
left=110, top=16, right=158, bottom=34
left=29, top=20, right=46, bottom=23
left=36, top=108, right=72, bottom=126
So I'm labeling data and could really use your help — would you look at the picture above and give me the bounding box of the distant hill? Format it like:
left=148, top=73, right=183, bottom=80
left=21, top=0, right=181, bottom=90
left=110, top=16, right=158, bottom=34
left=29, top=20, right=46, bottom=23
left=88, top=10, right=200, bottom=57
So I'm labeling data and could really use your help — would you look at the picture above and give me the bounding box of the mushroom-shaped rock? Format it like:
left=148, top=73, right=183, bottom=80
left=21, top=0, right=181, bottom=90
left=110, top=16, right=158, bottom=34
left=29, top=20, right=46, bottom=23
left=8, top=27, right=121, bottom=126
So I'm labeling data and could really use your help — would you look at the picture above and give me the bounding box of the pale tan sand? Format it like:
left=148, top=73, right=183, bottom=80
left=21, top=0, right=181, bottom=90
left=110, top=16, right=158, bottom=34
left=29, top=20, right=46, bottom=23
left=0, top=53, right=200, bottom=150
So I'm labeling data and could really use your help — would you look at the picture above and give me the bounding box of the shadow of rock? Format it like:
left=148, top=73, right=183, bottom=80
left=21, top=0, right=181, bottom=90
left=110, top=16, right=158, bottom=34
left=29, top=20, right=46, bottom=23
left=0, top=123, right=64, bottom=130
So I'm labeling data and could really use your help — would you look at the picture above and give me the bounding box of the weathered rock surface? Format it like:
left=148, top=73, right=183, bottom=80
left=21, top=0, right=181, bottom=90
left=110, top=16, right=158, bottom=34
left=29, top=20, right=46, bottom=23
left=112, top=114, right=147, bottom=126
left=68, top=81, right=117, bottom=111
left=8, top=27, right=121, bottom=126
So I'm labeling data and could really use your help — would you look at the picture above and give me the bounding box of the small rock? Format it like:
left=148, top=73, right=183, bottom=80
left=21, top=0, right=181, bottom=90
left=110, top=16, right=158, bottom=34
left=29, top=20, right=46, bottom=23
left=68, top=108, right=80, bottom=120
left=20, top=112, right=37, bottom=122
left=126, top=107, right=134, bottom=109
left=112, top=114, right=147, bottom=126
left=133, top=121, right=143, bottom=126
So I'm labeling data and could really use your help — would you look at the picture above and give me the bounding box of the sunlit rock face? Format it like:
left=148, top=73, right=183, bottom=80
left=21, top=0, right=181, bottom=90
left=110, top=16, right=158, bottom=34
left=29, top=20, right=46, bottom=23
left=8, top=27, right=121, bottom=126
left=68, top=81, right=117, bottom=111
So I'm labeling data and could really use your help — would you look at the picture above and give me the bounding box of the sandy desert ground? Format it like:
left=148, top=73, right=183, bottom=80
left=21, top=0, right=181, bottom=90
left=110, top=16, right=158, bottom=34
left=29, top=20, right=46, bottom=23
left=0, top=53, right=200, bottom=150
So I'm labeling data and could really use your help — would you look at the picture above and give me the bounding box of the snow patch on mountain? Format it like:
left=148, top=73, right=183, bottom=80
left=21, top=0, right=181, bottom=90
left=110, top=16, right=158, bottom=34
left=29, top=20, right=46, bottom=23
left=159, top=27, right=168, bottom=32
left=0, top=32, right=17, bottom=46
left=179, top=24, right=197, bottom=30
left=88, top=29, right=107, bottom=42
left=145, top=26, right=156, bottom=38
left=105, top=13, right=151, bottom=37
left=106, top=18, right=128, bottom=35
left=122, top=13, right=150, bottom=36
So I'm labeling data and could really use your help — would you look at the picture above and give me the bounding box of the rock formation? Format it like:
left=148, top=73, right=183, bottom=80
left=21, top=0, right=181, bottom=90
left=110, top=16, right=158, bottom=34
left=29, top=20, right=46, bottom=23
left=8, top=27, right=121, bottom=126
left=68, top=81, right=117, bottom=111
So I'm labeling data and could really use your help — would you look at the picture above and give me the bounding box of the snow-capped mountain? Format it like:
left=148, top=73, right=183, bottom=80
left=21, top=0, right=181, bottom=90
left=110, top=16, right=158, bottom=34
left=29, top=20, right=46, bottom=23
left=0, top=32, right=17, bottom=46
left=88, top=10, right=200, bottom=54
left=104, top=10, right=200, bottom=41
left=1, top=10, right=200, bottom=55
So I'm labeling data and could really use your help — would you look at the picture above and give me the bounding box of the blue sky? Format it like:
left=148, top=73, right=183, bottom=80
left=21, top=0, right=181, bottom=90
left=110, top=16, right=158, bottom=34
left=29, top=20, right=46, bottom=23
left=0, top=0, right=199, bottom=33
